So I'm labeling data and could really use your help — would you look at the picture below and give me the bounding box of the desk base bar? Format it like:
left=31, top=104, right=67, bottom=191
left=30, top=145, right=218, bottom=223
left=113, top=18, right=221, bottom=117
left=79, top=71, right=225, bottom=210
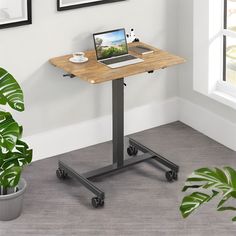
left=58, top=151, right=155, bottom=201
left=58, top=160, right=105, bottom=200
left=129, top=138, right=179, bottom=173
left=83, top=152, right=154, bottom=179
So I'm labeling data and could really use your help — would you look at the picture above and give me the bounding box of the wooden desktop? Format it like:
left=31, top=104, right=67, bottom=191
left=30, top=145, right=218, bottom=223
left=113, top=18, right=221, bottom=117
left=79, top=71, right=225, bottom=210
left=50, top=42, right=185, bottom=84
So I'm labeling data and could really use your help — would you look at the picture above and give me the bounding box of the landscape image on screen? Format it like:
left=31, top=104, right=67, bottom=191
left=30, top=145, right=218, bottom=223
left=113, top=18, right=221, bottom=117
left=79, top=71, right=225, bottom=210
left=94, top=29, right=128, bottom=60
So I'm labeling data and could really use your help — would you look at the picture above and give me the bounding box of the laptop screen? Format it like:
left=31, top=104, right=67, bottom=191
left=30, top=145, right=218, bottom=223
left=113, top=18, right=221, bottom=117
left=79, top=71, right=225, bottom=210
left=93, top=29, right=128, bottom=60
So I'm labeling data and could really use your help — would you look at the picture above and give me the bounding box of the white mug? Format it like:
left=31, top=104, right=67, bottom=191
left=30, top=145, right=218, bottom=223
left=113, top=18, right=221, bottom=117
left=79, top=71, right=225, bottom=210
left=73, top=52, right=85, bottom=61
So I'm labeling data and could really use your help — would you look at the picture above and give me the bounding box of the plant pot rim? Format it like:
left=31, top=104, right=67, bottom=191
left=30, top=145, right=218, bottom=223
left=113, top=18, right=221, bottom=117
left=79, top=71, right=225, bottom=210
left=0, top=178, right=27, bottom=200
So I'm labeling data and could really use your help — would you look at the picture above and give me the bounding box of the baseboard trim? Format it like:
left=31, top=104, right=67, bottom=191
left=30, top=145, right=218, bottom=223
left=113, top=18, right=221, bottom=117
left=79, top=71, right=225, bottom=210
left=26, top=97, right=179, bottom=162
left=179, top=98, right=236, bottom=151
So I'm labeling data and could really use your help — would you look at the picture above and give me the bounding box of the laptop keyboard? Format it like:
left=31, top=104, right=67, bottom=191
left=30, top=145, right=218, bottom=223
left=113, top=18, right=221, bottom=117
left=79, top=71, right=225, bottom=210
left=101, top=54, right=137, bottom=65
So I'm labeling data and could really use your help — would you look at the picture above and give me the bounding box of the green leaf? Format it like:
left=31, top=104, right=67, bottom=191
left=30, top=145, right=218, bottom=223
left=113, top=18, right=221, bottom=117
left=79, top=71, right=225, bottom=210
left=1, top=140, right=32, bottom=170
left=232, top=216, right=236, bottom=221
left=19, top=126, right=23, bottom=139
left=0, top=68, right=24, bottom=112
left=184, top=167, right=236, bottom=195
left=217, top=193, right=231, bottom=208
left=15, top=139, right=30, bottom=155
left=182, top=185, right=202, bottom=192
left=0, top=166, right=21, bottom=188
left=218, top=206, right=236, bottom=211
left=224, top=167, right=236, bottom=189
left=231, top=191, right=236, bottom=199
left=0, top=111, right=21, bottom=151
left=180, top=167, right=236, bottom=221
left=180, top=191, right=218, bottom=218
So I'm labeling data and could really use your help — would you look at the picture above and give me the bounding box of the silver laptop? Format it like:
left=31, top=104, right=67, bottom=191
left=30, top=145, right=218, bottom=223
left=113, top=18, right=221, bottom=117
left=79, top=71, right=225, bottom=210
left=93, top=28, right=143, bottom=69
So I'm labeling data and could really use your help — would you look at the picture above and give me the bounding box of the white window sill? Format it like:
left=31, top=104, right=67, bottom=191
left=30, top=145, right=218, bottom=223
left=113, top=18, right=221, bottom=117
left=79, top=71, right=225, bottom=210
left=209, top=81, right=236, bottom=110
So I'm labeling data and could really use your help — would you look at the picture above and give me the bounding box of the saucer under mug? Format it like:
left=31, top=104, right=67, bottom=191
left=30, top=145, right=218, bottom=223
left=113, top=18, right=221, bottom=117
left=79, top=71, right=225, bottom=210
left=69, top=56, right=88, bottom=64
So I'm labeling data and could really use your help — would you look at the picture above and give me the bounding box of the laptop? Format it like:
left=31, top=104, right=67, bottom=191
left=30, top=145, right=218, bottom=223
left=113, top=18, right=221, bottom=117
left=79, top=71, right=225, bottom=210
left=93, top=28, right=144, bottom=69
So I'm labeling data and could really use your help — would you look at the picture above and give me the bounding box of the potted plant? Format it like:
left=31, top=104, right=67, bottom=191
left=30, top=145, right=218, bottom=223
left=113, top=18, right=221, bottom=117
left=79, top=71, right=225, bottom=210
left=0, top=67, right=32, bottom=221
left=180, top=167, right=236, bottom=222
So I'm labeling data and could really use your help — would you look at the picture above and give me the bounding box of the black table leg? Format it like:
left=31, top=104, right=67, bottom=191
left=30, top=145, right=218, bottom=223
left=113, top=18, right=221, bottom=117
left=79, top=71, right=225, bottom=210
left=112, top=78, right=124, bottom=168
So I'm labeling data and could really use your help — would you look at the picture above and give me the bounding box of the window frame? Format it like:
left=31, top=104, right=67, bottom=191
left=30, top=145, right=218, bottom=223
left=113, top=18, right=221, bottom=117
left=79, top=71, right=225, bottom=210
left=223, top=0, right=227, bottom=81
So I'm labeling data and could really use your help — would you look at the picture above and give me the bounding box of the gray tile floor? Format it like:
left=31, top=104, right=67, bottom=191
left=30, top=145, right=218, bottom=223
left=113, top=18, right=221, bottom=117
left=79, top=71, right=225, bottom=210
left=1, top=122, right=236, bottom=236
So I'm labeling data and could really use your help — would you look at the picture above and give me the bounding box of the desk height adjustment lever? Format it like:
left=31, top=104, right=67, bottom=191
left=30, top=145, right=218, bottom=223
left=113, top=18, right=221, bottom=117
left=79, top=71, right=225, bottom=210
left=63, top=74, right=75, bottom=78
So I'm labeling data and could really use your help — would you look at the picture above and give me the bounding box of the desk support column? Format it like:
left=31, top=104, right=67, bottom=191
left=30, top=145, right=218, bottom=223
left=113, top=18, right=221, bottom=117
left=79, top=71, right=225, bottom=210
left=112, top=78, right=124, bottom=168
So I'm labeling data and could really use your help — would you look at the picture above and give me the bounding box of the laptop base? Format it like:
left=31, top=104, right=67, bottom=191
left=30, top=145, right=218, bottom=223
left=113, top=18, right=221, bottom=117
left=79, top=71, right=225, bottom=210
left=103, top=58, right=144, bottom=69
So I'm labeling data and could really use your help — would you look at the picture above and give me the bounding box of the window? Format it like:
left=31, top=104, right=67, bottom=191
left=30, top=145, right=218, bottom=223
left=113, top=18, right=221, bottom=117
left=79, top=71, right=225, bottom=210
left=223, top=0, right=236, bottom=86
left=193, top=0, right=236, bottom=110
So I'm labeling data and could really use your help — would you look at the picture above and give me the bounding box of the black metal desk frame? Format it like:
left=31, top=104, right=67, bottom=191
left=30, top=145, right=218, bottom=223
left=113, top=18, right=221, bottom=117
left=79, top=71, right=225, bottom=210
left=56, top=77, right=179, bottom=208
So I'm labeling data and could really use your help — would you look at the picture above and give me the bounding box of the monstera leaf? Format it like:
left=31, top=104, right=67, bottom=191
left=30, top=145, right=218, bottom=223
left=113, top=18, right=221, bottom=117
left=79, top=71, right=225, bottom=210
left=0, top=67, right=24, bottom=111
left=0, top=166, right=22, bottom=188
left=180, top=191, right=219, bottom=218
left=180, top=167, right=236, bottom=222
left=1, top=140, right=32, bottom=170
left=0, top=111, right=21, bottom=152
left=0, top=140, right=32, bottom=188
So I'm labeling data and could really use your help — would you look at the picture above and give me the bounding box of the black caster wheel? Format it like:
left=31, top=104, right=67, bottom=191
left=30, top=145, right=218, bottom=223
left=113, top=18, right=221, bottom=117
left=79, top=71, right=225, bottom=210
left=173, top=171, right=178, bottom=181
left=165, top=170, right=178, bottom=182
left=91, top=197, right=105, bottom=208
left=127, top=146, right=138, bottom=156
left=99, top=199, right=105, bottom=207
left=56, top=168, right=68, bottom=180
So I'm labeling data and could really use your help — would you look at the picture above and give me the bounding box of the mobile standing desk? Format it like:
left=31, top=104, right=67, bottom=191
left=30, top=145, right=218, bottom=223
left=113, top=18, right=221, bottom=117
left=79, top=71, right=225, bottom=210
left=50, top=42, right=185, bottom=208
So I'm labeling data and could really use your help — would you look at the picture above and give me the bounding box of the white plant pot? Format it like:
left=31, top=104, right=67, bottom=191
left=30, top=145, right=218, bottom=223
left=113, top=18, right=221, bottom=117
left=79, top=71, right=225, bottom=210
left=0, top=178, right=27, bottom=221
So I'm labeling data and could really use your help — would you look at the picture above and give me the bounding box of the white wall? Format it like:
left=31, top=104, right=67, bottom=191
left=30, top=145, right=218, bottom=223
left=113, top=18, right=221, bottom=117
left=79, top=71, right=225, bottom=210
left=178, top=0, right=236, bottom=150
left=0, top=0, right=180, bottom=160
